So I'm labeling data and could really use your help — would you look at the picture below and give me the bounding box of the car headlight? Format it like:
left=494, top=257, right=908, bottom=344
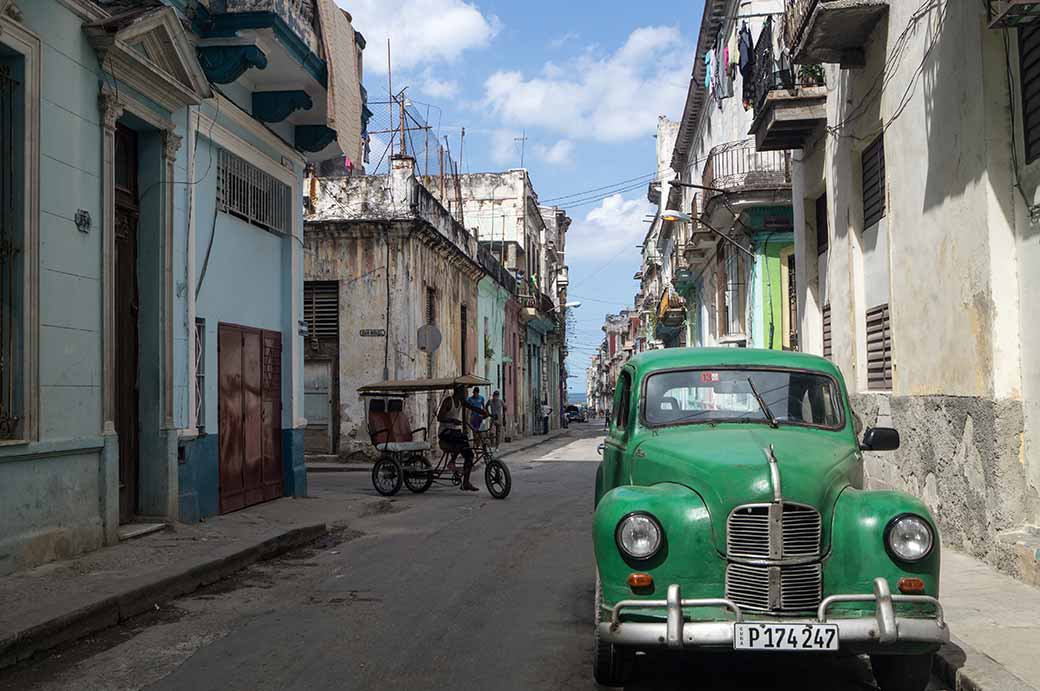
left=616, top=512, right=662, bottom=560
left=885, top=514, right=934, bottom=562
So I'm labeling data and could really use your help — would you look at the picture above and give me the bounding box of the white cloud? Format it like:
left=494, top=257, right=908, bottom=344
left=490, top=129, right=522, bottom=167
left=342, top=0, right=500, bottom=74
left=420, top=76, right=460, bottom=99
left=483, top=25, right=691, bottom=143
left=566, top=194, right=652, bottom=261
left=534, top=139, right=574, bottom=166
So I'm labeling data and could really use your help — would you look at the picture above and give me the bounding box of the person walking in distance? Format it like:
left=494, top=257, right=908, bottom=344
left=488, top=390, right=505, bottom=448
left=438, top=385, right=485, bottom=491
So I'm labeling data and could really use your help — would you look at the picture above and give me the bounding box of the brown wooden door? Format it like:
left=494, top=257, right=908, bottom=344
left=114, top=124, right=139, bottom=523
left=218, top=323, right=283, bottom=513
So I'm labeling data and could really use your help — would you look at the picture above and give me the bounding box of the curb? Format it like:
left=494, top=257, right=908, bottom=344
left=306, top=465, right=371, bottom=473
left=935, top=637, right=1040, bottom=691
left=0, top=523, right=327, bottom=671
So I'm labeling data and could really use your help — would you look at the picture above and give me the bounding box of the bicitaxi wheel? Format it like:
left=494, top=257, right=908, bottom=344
left=484, top=459, right=511, bottom=499
left=403, top=455, right=433, bottom=494
left=371, top=457, right=403, bottom=496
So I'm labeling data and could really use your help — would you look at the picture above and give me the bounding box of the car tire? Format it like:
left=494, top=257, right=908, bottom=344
left=870, top=653, right=933, bottom=691
left=593, top=574, right=633, bottom=687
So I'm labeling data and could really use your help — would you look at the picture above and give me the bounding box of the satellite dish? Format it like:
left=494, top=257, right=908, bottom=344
left=417, top=324, right=442, bottom=353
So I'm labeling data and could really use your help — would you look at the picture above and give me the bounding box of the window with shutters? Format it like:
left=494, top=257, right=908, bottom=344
left=822, top=304, right=832, bottom=360
left=1020, top=25, right=1040, bottom=163
left=0, top=57, right=24, bottom=439
left=216, top=148, right=292, bottom=235
left=865, top=303, right=892, bottom=390
left=716, top=242, right=747, bottom=339
left=815, top=193, right=828, bottom=255
left=460, top=304, right=468, bottom=374
left=303, top=281, right=338, bottom=340
left=861, top=135, right=885, bottom=229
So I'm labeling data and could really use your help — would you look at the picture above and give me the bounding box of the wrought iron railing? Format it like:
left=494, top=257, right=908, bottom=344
left=784, top=0, right=816, bottom=52
left=0, top=64, right=19, bottom=439
left=754, top=16, right=825, bottom=114
left=988, top=0, right=1040, bottom=28
left=702, top=139, right=791, bottom=194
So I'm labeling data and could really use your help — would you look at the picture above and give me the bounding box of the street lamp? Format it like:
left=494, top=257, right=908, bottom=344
left=661, top=209, right=692, bottom=223
left=660, top=210, right=754, bottom=259
left=549, top=301, right=582, bottom=312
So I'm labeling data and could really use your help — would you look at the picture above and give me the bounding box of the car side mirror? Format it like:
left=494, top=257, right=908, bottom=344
left=860, top=427, right=900, bottom=451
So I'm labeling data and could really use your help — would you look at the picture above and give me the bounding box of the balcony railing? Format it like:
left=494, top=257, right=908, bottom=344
left=782, top=0, right=888, bottom=66
left=988, top=0, right=1040, bottom=27
left=702, top=139, right=791, bottom=196
left=753, top=18, right=825, bottom=114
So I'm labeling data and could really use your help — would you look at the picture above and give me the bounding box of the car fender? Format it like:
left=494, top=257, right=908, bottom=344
left=825, top=487, right=941, bottom=603
left=593, top=483, right=724, bottom=612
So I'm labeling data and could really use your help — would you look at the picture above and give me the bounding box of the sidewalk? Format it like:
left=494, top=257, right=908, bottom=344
left=305, top=426, right=571, bottom=472
left=936, top=549, right=1040, bottom=690
left=0, top=487, right=394, bottom=671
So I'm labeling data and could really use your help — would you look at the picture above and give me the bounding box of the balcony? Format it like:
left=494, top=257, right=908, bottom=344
left=784, top=0, right=888, bottom=67
left=989, top=0, right=1040, bottom=27
left=701, top=139, right=791, bottom=216
left=221, top=0, right=320, bottom=55
left=748, top=18, right=827, bottom=151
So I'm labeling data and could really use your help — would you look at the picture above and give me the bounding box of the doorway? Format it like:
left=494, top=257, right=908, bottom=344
left=303, top=359, right=333, bottom=454
left=114, top=124, right=139, bottom=523
left=218, top=323, right=284, bottom=513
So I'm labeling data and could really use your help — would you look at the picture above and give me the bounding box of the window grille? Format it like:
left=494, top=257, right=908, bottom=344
left=195, top=318, right=205, bottom=433
left=216, top=148, right=292, bottom=235
left=865, top=303, right=892, bottom=390
left=1020, top=24, right=1040, bottom=163
left=426, top=287, right=436, bottom=324
left=787, top=254, right=799, bottom=350
left=716, top=242, right=746, bottom=338
left=822, top=304, right=832, bottom=360
left=815, top=193, right=828, bottom=255
left=0, top=64, right=21, bottom=439
left=460, top=304, right=468, bottom=374
left=862, top=135, right=886, bottom=229
left=303, top=281, right=338, bottom=339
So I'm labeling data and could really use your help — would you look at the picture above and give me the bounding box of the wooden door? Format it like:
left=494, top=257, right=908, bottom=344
left=303, top=359, right=332, bottom=454
left=218, top=323, right=283, bottom=513
left=114, top=124, right=139, bottom=523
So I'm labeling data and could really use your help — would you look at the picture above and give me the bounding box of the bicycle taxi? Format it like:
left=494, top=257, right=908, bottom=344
left=359, top=375, right=512, bottom=499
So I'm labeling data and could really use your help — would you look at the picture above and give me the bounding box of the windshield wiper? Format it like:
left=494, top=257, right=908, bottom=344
left=747, top=377, right=779, bottom=429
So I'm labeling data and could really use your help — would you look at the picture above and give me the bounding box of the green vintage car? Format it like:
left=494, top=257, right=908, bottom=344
left=593, top=348, right=947, bottom=690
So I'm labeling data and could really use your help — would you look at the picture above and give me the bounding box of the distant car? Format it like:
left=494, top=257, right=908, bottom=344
left=565, top=405, right=587, bottom=423
left=593, top=348, right=947, bottom=690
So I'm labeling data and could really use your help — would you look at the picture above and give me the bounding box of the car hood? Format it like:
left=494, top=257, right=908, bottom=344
left=631, top=424, right=860, bottom=554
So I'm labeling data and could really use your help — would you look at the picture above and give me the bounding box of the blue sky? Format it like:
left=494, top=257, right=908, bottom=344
left=340, top=0, right=704, bottom=394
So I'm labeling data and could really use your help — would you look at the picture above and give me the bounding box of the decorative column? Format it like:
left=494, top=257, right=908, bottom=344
left=98, top=90, right=123, bottom=435
left=161, top=129, right=181, bottom=430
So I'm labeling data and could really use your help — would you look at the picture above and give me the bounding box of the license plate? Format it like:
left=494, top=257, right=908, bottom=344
left=733, top=623, right=839, bottom=651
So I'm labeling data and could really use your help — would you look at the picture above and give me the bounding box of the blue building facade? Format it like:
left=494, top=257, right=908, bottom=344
left=0, top=0, right=365, bottom=574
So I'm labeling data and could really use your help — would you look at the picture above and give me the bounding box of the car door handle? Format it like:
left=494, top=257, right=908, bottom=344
left=597, top=443, right=605, bottom=456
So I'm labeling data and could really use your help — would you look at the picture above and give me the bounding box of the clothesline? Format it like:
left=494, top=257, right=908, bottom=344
left=732, top=12, right=782, bottom=20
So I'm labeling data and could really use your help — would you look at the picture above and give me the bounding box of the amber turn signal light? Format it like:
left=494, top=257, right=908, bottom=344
left=898, top=577, right=926, bottom=594
left=627, top=573, right=653, bottom=589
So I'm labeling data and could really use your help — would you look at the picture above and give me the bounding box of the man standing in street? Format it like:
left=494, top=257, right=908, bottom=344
left=466, top=386, right=486, bottom=434
left=488, top=390, right=505, bottom=448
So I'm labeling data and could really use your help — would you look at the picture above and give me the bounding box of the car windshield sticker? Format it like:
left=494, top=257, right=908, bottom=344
left=701, top=372, right=720, bottom=383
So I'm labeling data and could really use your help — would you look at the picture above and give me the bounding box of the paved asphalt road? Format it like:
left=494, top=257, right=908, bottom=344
left=1, top=425, right=947, bottom=691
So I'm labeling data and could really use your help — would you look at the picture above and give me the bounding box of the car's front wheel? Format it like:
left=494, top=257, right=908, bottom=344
left=593, top=573, right=633, bottom=687
left=870, top=653, right=933, bottom=691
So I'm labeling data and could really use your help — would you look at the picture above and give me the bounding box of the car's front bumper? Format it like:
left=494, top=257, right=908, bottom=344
left=599, top=578, right=949, bottom=653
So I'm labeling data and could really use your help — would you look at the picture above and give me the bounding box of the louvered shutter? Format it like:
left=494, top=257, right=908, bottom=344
left=304, top=281, right=338, bottom=339
left=862, top=135, right=885, bottom=229
left=822, top=304, right=832, bottom=360
left=1021, top=25, right=1040, bottom=164
left=865, top=303, right=892, bottom=390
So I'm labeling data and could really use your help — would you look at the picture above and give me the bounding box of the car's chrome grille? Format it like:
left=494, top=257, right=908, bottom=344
left=725, top=563, right=823, bottom=612
left=780, top=563, right=823, bottom=611
left=781, top=504, right=822, bottom=558
left=725, top=563, right=770, bottom=611
left=726, top=503, right=822, bottom=559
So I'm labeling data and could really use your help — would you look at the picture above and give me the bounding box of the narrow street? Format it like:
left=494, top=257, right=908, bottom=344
left=0, top=426, right=945, bottom=691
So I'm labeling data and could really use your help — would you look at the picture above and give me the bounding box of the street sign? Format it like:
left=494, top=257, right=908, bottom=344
left=417, top=324, right=442, bottom=353
left=360, top=329, right=386, bottom=337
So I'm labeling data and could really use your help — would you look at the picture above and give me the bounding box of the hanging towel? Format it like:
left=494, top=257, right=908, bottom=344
left=704, top=50, right=713, bottom=92
left=728, top=26, right=740, bottom=73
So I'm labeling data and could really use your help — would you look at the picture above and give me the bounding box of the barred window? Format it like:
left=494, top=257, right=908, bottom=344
left=216, top=148, right=292, bottom=234
left=194, top=318, right=205, bottom=433
left=0, top=60, right=24, bottom=439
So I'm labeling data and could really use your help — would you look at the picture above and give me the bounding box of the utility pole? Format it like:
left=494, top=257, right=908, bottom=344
left=398, top=88, right=407, bottom=156
left=387, top=38, right=393, bottom=159
left=515, top=129, right=528, bottom=168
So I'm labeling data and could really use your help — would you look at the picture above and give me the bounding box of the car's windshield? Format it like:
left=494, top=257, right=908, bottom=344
left=644, top=368, right=842, bottom=428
